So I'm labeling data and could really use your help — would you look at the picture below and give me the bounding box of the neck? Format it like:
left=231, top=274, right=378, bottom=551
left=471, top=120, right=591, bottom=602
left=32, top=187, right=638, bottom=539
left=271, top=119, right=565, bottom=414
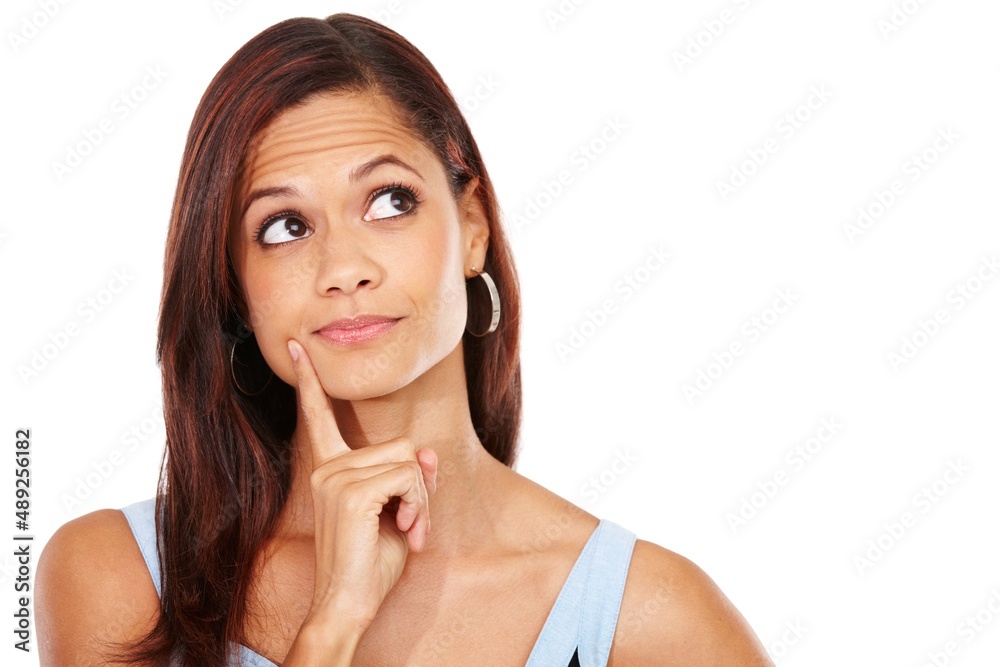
left=276, top=341, right=509, bottom=557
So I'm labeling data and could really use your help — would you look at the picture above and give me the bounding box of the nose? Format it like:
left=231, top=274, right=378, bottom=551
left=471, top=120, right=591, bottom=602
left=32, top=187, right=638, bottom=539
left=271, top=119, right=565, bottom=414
left=311, top=225, right=381, bottom=296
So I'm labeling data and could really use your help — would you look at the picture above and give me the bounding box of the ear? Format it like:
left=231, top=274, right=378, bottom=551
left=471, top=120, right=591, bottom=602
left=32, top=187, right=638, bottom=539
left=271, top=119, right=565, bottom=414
left=458, top=177, right=490, bottom=276
left=226, top=251, right=253, bottom=333
left=234, top=299, right=252, bottom=333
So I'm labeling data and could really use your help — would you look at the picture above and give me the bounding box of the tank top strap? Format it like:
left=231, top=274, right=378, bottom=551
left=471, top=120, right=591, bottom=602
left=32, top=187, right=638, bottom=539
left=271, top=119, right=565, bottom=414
left=119, top=497, right=278, bottom=666
left=525, top=518, right=637, bottom=667
left=577, top=520, right=637, bottom=665
left=120, top=497, right=163, bottom=598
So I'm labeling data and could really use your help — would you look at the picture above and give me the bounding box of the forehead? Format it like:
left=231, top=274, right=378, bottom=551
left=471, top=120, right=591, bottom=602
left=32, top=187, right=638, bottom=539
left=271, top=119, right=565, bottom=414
left=238, top=91, right=437, bottom=196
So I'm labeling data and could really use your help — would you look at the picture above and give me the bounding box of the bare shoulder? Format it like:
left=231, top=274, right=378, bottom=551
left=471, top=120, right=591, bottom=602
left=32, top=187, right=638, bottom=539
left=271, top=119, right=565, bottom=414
left=608, top=539, right=774, bottom=666
left=36, top=508, right=161, bottom=666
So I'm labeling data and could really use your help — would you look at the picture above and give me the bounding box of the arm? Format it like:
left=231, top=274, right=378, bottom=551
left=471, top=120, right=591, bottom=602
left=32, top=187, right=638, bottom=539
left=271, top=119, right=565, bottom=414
left=609, top=540, right=774, bottom=666
left=36, top=510, right=162, bottom=667
left=37, top=509, right=366, bottom=667
left=281, top=614, right=364, bottom=666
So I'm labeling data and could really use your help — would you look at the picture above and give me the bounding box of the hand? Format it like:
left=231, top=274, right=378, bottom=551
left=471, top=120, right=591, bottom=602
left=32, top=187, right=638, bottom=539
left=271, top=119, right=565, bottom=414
left=286, top=339, right=437, bottom=637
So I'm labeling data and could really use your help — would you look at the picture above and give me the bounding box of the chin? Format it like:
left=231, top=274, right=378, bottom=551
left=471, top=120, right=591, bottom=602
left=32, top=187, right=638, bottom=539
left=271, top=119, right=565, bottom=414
left=315, top=351, right=425, bottom=401
left=323, top=373, right=403, bottom=400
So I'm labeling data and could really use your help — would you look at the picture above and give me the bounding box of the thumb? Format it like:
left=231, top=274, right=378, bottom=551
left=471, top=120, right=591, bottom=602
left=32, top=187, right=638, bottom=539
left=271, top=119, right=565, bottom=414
left=416, top=448, right=438, bottom=494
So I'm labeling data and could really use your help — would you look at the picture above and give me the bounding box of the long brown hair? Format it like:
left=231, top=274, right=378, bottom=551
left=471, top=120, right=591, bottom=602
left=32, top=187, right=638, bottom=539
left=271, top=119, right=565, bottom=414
left=107, top=13, right=521, bottom=666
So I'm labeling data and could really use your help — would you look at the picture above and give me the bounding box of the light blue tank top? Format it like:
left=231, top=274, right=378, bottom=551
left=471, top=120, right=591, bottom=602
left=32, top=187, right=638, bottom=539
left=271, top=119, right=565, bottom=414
left=121, top=497, right=637, bottom=666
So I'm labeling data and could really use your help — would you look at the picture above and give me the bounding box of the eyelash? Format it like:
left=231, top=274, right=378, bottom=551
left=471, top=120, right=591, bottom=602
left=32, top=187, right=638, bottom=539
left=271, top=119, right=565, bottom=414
left=252, top=182, right=423, bottom=248
left=367, top=181, right=423, bottom=215
left=252, top=208, right=305, bottom=247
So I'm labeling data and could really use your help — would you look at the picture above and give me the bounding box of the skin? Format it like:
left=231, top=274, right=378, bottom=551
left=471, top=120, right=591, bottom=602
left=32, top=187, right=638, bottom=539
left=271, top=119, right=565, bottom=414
left=34, top=91, right=774, bottom=666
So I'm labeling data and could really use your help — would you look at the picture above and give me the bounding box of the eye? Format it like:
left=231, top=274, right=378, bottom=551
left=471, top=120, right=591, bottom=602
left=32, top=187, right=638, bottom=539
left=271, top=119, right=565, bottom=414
left=256, top=212, right=311, bottom=245
left=364, top=184, right=420, bottom=221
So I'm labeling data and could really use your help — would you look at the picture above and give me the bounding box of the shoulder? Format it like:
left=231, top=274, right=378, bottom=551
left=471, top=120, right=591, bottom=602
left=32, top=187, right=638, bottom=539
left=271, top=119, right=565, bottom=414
left=608, top=538, right=774, bottom=666
left=36, top=507, right=161, bottom=666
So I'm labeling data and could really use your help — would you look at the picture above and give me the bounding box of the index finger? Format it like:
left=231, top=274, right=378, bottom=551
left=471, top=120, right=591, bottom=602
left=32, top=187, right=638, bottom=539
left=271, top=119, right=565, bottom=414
left=287, top=339, right=351, bottom=467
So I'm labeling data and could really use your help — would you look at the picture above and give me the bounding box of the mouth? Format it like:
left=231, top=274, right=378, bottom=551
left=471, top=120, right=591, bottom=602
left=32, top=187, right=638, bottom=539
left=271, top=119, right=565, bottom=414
left=315, top=315, right=402, bottom=346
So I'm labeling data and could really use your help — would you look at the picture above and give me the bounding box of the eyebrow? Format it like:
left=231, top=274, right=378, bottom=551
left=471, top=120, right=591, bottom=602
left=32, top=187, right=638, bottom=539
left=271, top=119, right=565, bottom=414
left=349, top=154, right=425, bottom=183
left=240, top=154, right=425, bottom=218
left=241, top=185, right=302, bottom=218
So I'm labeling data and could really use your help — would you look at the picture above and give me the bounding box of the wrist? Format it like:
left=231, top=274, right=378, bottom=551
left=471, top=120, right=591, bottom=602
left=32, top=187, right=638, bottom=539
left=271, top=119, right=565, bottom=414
left=303, top=610, right=368, bottom=642
left=285, top=615, right=365, bottom=665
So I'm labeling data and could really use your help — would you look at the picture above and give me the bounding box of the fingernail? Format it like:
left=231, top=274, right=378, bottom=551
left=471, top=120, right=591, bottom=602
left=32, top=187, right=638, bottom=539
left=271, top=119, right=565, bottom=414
left=287, top=341, right=299, bottom=362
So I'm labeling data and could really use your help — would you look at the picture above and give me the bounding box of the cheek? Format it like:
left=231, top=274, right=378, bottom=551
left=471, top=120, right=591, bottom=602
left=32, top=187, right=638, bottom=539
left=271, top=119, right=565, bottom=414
left=241, top=268, right=302, bottom=384
left=243, top=271, right=279, bottom=329
left=409, top=216, right=468, bottom=341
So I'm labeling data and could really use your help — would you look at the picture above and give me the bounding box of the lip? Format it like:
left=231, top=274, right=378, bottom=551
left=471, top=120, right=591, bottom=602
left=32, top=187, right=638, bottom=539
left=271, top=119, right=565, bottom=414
left=315, top=315, right=402, bottom=346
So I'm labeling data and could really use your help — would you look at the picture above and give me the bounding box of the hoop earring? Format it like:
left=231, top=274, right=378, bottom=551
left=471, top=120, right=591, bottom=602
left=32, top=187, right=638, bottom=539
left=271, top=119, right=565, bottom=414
left=466, top=266, right=501, bottom=337
left=229, top=331, right=274, bottom=396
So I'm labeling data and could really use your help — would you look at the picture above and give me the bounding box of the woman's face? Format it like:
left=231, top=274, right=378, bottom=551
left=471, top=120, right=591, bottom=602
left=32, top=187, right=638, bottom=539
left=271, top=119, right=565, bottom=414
left=229, top=91, right=489, bottom=399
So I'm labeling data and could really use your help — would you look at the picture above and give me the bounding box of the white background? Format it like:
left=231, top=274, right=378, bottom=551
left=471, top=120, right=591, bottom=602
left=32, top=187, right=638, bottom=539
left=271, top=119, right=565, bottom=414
left=3, top=0, right=1000, bottom=665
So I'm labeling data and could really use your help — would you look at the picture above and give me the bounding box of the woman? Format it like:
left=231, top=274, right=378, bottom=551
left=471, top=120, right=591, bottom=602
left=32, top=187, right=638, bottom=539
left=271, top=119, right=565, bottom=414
left=36, top=13, right=772, bottom=666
